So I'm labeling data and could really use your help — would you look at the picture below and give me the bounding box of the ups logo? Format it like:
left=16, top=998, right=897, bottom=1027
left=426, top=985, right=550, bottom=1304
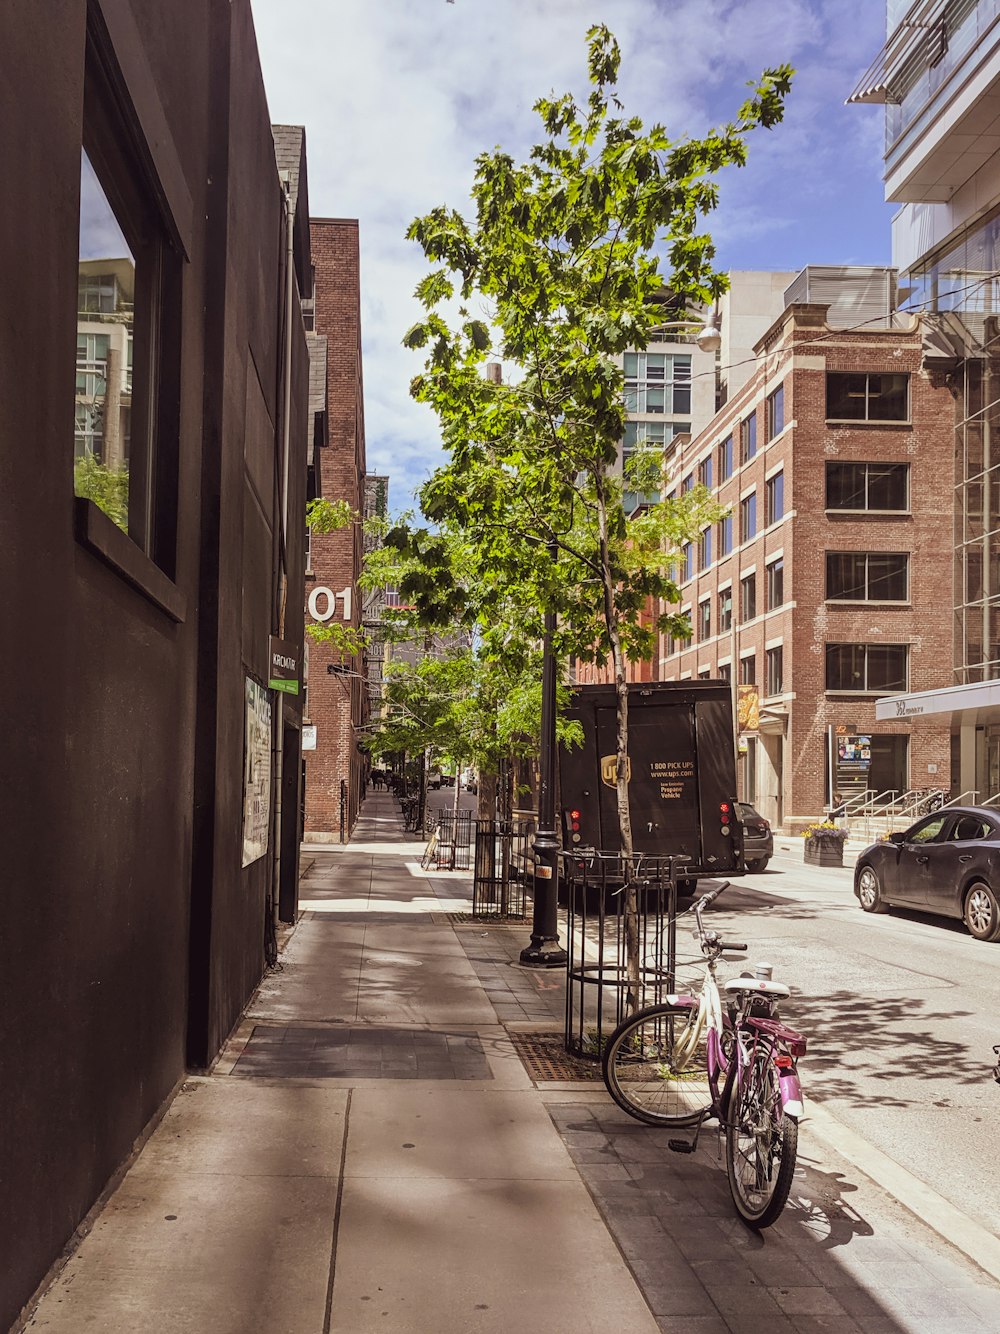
left=601, top=755, right=632, bottom=788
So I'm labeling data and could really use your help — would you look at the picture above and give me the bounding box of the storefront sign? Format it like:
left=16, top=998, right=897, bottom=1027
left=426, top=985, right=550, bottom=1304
left=242, top=677, right=271, bottom=868
left=268, top=635, right=300, bottom=695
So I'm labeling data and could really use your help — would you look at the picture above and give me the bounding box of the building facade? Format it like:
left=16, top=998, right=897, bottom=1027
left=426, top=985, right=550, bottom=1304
left=1, top=4, right=314, bottom=1326
left=661, top=286, right=955, bottom=827
left=303, top=218, right=369, bottom=841
left=852, top=0, right=1000, bottom=797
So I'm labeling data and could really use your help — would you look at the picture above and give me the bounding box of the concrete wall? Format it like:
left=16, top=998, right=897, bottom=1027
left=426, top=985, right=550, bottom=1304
left=0, top=2, right=310, bottom=1324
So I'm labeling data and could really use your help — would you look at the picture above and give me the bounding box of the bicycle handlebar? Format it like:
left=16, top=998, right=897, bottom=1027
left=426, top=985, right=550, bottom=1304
left=722, top=941, right=748, bottom=953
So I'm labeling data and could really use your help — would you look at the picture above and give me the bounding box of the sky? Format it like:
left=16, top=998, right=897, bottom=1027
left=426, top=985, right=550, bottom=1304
left=250, top=0, right=891, bottom=512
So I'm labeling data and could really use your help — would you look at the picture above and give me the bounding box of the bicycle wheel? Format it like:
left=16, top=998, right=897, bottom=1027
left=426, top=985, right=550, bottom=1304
left=725, top=1050, right=798, bottom=1229
left=602, top=1004, right=713, bottom=1127
left=420, top=830, right=438, bottom=870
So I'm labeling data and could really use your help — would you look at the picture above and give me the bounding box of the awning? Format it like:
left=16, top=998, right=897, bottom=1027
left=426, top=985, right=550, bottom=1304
left=875, top=677, right=1000, bottom=721
left=847, top=0, right=951, bottom=106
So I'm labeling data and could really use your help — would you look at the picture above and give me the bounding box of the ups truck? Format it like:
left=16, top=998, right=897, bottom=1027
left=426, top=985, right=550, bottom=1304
left=559, top=680, right=744, bottom=889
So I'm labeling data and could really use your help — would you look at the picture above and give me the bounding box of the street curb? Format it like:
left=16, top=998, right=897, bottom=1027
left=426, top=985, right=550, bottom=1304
left=806, top=1100, right=1000, bottom=1284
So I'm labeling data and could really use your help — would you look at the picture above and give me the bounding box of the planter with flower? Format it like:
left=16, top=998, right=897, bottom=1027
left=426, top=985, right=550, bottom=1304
left=801, top=820, right=848, bottom=867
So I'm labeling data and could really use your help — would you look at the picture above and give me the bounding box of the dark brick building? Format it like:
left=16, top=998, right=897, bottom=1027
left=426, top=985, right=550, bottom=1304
left=303, top=219, right=369, bottom=841
left=0, top=3, right=314, bottom=1325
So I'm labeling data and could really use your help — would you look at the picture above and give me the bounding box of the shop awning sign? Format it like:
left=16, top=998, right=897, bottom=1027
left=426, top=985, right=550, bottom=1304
left=268, top=635, right=300, bottom=695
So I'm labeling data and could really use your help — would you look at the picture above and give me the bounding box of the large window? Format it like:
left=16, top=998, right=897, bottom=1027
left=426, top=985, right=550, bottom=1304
left=826, top=461, right=909, bottom=512
left=698, top=528, right=712, bottom=571
left=698, top=455, right=713, bottom=489
left=740, top=573, right=756, bottom=622
left=826, top=552, right=909, bottom=601
left=765, top=646, right=783, bottom=696
left=682, top=542, right=694, bottom=582
left=719, top=434, right=733, bottom=481
left=740, top=653, right=756, bottom=685
left=698, top=599, right=711, bottom=641
left=766, top=557, right=784, bottom=610
left=740, top=491, right=757, bottom=542
left=765, top=383, right=784, bottom=440
left=827, top=372, right=909, bottom=422
left=622, top=420, right=690, bottom=511
left=765, top=471, right=784, bottom=526
left=719, top=587, right=733, bottom=632
left=825, top=643, right=908, bottom=693
left=624, top=352, right=692, bottom=414
left=718, top=514, right=732, bottom=557
left=740, top=412, right=757, bottom=464
left=76, top=48, right=180, bottom=562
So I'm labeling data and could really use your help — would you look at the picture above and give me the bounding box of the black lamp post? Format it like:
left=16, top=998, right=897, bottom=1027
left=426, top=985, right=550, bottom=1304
left=520, top=545, right=567, bottom=968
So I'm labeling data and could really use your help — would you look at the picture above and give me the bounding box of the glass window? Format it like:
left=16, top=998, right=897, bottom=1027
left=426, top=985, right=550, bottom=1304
left=699, top=455, right=713, bottom=489
left=698, top=599, right=711, bottom=641
left=765, top=471, right=784, bottom=526
left=766, top=558, right=784, bottom=609
left=624, top=352, right=693, bottom=414
left=827, top=372, right=909, bottom=422
left=826, top=552, right=908, bottom=601
left=766, top=383, right=784, bottom=440
left=698, top=528, right=711, bottom=571
left=740, top=491, right=757, bottom=542
left=740, top=653, right=756, bottom=685
left=825, top=462, right=908, bottom=511
left=681, top=474, right=693, bottom=494
left=719, top=435, right=733, bottom=481
left=825, top=643, right=908, bottom=692
left=682, top=542, right=694, bottom=582
left=907, top=814, right=949, bottom=845
left=718, top=515, right=732, bottom=557
left=719, top=588, right=733, bottom=632
left=765, top=646, right=783, bottom=696
left=740, top=573, right=756, bottom=622
left=718, top=661, right=731, bottom=683
left=740, top=411, right=757, bottom=464
left=77, top=66, right=180, bottom=558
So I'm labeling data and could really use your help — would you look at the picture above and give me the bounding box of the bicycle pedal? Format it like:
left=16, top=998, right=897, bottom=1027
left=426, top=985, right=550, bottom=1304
left=667, top=1139, right=696, bottom=1154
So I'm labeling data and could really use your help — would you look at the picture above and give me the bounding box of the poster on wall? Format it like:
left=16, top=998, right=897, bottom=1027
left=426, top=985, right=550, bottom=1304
left=242, top=677, right=272, bottom=868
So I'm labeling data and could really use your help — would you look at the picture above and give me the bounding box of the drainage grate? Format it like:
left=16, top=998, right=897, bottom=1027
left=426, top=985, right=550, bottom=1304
left=447, top=913, right=526, bottom=925
left=507, top=1030, right=601, bottom=1082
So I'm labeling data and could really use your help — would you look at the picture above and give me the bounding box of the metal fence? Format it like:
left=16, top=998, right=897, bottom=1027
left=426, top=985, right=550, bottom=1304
left=471, top=817, right=535, bottom=918
left=424, top=809, right=476, bottom=871
left=562, top=852, right=689, bottom=1059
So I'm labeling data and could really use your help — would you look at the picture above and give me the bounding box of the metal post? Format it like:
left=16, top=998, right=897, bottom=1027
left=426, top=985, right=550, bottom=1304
left=520, top=571, right=568, bottom=968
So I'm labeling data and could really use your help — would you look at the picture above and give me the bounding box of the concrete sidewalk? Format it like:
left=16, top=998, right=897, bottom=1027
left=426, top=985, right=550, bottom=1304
left=23, top=792, right=1000, bottom=1333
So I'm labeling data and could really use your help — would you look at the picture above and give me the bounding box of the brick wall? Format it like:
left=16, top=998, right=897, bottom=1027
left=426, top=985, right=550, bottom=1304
left=304, top=218, right=368, bottom=840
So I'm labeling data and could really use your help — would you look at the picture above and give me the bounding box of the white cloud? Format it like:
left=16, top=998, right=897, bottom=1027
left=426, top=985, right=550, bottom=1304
left=251, top=0, right=888, bottom=509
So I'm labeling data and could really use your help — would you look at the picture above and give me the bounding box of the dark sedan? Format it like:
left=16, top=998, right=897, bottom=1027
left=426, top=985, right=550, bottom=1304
left=854, top=805, right=1000, bottom=941
left=736, top=801, right=773, bottom=873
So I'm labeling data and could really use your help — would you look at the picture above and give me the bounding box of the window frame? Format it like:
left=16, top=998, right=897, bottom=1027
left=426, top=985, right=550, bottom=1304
left=765, top=471, right=784, bottom=527
left=740, top=572, right=757, bottom=622
left=825, top=642, right=910, bottom=694
left=825, top=461, right=910, bottom=513
left=739, top=411, right=757, bottom=465
left=766, top=557, right=784, bottom=610
left=740, top=491, right=757, bottom=543
left=826, top=551, right=909, bottom=602
left=765, top=382, right=784, bottom=441
left=765, top=645, right=783, bottom=697
left=826, top=371, right=910, bottom=424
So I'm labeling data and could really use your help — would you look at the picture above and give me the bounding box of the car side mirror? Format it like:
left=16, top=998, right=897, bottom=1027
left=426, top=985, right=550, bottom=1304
left=887, top=832, right=905, bottom=846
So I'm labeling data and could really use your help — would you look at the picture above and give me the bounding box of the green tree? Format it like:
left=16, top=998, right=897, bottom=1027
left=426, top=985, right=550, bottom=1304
left=403, top=27, right=792, bottom=1004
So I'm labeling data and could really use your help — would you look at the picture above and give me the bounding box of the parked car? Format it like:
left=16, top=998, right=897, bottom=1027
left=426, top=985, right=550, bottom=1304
left=428, top=769, right=443, bottom=790
left=736, top=801, right=773, bottom=873
left=853, top=805, right=1000, bottom=941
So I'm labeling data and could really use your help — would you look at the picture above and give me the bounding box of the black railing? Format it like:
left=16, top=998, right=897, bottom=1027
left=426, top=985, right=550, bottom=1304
left=562, top=851, right=689, bottom=1059
left=472, top=817, right=535, bottom=918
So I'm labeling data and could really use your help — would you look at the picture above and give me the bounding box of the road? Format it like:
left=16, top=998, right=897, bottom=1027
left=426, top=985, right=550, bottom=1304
left=700, top=839, right=1000, bottom=1241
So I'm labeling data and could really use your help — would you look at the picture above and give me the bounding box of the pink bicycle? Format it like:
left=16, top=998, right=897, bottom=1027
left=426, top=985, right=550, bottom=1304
left=601, top=881, right=807, bottom=1229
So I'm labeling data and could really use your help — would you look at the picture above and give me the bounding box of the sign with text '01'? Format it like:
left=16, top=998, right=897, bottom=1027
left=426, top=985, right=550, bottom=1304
left=268, top=635, right=300, bottom=695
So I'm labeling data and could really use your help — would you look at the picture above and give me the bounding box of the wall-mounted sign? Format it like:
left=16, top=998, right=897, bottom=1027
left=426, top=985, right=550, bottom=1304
left=302, top=724, right=317, bottom=751
left=307, top=584, right=353, bottom=623
left=737, top=684, right=759, bottom=733
left=242, top=678, right=271, bottom=868
left=268, top=635, right=300, bottom=694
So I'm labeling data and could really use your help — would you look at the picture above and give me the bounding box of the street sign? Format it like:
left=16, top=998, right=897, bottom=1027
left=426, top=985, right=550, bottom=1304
left=268, top=635, right=300, bottom=694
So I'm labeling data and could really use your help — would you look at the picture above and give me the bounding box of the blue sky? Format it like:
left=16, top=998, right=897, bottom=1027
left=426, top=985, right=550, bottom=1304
left=250, top=0, right=890, bottom=511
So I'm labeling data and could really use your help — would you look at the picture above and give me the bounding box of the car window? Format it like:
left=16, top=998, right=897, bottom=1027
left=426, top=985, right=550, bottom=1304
left=950, top=816, right=992, bottom=841
left=907, top=814, right=949, bottom=844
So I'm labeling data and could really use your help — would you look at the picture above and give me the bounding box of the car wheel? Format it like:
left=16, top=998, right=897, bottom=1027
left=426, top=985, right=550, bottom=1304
left=857, top=865, right=889, bottom=914
left=963, top=882, right=1000, bottom=942
left=746, top=857, right=769, bottom=873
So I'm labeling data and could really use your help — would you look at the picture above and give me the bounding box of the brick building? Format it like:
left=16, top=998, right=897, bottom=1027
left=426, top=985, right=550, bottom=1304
left=661, top=292, right=955, bottom=828
left=304, top=218, right=369, bottom=840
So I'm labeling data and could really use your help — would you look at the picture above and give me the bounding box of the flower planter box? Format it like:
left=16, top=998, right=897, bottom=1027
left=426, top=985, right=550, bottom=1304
left=804, top=838, right=844, bottom=868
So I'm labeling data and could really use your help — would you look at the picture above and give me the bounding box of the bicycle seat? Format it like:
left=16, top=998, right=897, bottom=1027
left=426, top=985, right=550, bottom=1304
left=724, top=977, right=790, bottom=999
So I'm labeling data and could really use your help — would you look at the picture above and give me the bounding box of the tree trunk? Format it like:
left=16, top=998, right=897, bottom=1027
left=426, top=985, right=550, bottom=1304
left=478, top=770, right=498, bottom=820
left=595, top=473, right=639, bottom=1013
